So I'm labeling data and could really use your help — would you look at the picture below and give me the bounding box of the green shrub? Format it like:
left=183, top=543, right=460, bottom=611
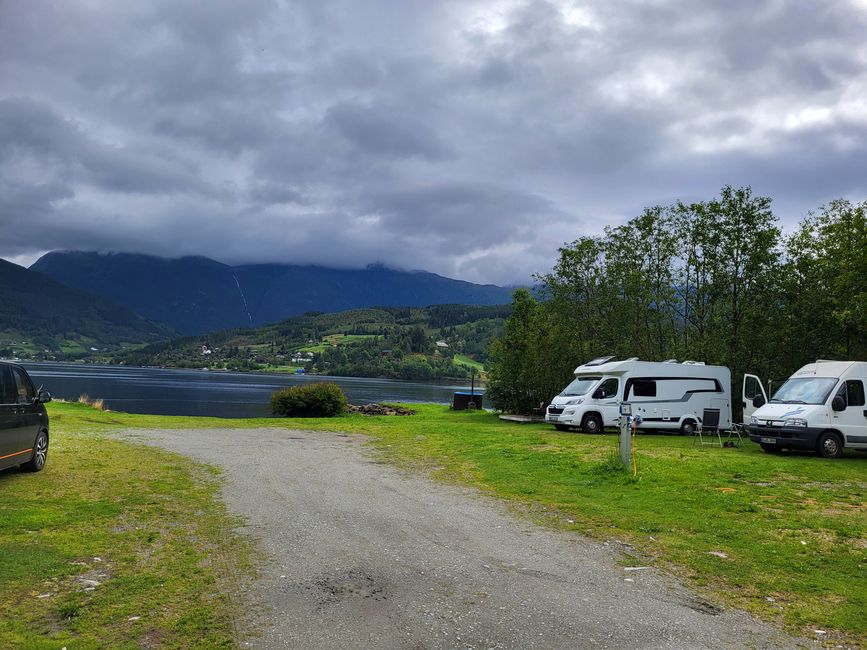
left=270, top=382, right=348, bottom=417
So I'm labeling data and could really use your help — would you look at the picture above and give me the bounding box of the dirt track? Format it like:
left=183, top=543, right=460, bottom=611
left=120, top=427, right=806, bottom=649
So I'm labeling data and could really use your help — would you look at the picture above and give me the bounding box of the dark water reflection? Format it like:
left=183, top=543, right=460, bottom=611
left=22, top=362, right=478, bottom=418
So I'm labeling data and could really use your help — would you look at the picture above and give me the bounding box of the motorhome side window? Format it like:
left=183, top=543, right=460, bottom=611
left=597, top=378, right=618, bottom=398
left=843, top=380, right=865, bottom=407
left=630, top=380, right=657, bottom=397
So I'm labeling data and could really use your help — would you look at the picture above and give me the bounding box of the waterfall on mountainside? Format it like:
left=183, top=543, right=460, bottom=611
left=233, top=273, right=253, bottom=326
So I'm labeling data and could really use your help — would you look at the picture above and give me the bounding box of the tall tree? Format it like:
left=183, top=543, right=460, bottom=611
left=785, top=199, right=867, bottom=361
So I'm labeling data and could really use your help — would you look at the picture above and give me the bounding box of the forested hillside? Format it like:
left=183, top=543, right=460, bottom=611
left=0, top=259, right=174, bottom=358
left=487, top=189, right=866, bottom=415
left=106, top=304, right=509, bottom=381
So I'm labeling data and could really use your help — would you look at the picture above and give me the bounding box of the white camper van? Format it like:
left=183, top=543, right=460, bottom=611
left=545, top=357, right=732, bottom=434
left=748, top=360, right=867, bottom=458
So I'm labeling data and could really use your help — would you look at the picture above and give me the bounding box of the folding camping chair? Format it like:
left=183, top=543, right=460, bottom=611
left=694, top=408, right=723, bottom=447
left=724, top=422, right=745, bottom=447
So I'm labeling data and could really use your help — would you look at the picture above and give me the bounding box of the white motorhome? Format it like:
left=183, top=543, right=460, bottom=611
left=545, top=357, right=732, bottom=434
left=748, top=360, right=867, bottom=458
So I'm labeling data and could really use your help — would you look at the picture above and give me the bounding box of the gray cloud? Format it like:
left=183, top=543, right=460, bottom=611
left=1, top=0, right=866, bottom=283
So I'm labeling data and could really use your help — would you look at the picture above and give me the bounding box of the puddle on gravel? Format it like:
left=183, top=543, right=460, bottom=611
left=299, top=569, right=389, bottom=607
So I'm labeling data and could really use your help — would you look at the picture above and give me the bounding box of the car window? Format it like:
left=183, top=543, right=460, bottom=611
left=0, top=366, right=17, bottom=404
left=11, top=367, right=35, bottom=404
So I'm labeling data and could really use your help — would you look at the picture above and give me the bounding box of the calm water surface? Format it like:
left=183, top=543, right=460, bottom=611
left=22, top=362, right=481, bottom=418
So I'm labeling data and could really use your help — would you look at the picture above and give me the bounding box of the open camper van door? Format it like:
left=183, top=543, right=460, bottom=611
left=741, top=373, right=767, bottom=424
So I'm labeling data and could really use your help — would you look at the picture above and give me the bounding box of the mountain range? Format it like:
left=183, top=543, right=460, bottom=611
left=31, top=251, right=515, bottom=336
left=0, top=258, right=173, bottom=353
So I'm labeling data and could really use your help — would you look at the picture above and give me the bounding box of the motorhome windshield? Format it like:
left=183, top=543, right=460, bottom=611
left=561, top=376, right=601, bottom=397
left=769, top=377, right=838, bottom=405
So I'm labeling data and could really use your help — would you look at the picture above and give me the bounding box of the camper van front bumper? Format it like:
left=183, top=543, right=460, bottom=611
left=748, top=424, right=822, bottom=450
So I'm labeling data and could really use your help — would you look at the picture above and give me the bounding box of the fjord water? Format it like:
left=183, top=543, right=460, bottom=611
left=23, top=362, right=475, bottom=418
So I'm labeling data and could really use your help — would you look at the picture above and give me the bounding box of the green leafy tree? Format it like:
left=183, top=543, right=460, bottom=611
left=784, top=199, right=867, bottom=361
left=487, top=289, right=570, bottom=413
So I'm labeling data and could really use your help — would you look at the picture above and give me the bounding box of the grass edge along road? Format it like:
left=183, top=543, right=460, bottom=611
left=2, top=402, right=864, bottom=648
left=0, top=403, right=258, bottom=649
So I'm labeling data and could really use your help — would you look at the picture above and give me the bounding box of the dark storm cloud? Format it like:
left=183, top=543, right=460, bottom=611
left=1, top=0, right=865, bottom=282
left=325, top=101, right=453, bottom=161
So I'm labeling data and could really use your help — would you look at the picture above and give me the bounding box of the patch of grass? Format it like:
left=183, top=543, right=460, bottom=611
left=14, top=401, right=866, bottom=647
left=453, top=354, right=485, bottom=373
left=0, top=402, right=255, bottom=648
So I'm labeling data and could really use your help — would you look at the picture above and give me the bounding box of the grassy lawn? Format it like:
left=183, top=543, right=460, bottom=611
left=453, top=354, right=485, bottom=373
left=260, top=364, right=305, bottom=373
left=0, top=403, right=261, bottom=649
left=2, top=402, right=864, bottom=647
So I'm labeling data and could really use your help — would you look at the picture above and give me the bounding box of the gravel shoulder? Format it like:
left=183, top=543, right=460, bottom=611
left=118, top=427, right=808, bottom=649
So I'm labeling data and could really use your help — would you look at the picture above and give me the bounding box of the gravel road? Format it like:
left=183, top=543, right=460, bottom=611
left=120, top=427, right=807, bottom=649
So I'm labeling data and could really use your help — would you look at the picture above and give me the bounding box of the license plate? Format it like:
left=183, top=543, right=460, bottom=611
left=760, top=437, right=776, bottom=444
left=548, top=415, right=559, bottom=421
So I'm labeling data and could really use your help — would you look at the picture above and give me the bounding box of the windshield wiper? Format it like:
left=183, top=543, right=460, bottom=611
left=782, top=399, right=806, bottom=404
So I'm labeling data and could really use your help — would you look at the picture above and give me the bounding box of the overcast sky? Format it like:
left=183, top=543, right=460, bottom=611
left=1, top=1, right=865, bottom=285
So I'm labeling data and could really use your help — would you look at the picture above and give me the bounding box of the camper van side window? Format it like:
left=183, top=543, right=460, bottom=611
left=845, top=380, right=865, bottom=407
left=631, top=380, right=657, bottom=397
left=744, top=375, right=761, bottom=399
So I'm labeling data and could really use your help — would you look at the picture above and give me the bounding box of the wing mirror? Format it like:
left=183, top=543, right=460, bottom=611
left=592, top=388, right=606, bottom=399
left=831, top=395, right=845, bottom=412
left=35, top=390, right=52, bottom=404
left=752, top=395, right=766, bottom=408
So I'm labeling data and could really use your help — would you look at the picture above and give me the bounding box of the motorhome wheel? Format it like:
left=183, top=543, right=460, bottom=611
left=679, top=419, right=696, bottom=436
left=581, top=414, right=602, bottom=434
left=816, top=431, right=843, bottom=459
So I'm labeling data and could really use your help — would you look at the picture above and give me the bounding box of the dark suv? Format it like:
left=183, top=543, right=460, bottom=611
left=0, top=361, right=51, bottom=473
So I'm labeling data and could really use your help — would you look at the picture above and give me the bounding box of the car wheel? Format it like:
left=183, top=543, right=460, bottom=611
left=759, top=442, right=781, bottom=453
left=679, top=419, right=696, bottom=436
left=22, top=430, right=48, bottom=472
left=581, top=415, right=603, bottom=434
left=816, top=431, right=843, bottom=459
left=554, top=424, right=571, bottom=432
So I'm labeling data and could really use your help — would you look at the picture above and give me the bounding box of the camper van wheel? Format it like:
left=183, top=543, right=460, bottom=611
left=816, top=431, right=843, bottom=459
left=581, top=415, right=603, bottom=434
left=679, top=420, right=696, bottom=436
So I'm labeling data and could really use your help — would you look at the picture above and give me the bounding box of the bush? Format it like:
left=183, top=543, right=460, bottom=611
left=270, top=382, right=348, bottom=417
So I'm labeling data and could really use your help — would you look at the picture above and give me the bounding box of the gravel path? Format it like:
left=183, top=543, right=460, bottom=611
left=119, top=427, right=807, bottom=649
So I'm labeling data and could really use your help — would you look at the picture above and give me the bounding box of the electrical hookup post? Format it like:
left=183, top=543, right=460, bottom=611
left=619, top=403, right=640, bottom=476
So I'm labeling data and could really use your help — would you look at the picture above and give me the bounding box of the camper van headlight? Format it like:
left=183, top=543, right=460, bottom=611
left=785, top=418, right=808, bottom=427
left=750, top=416, right=758, bottom=425
left=565, top=398, right=584, bottom=406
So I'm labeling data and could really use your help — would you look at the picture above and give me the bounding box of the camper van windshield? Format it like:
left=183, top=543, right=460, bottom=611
left=561, top=376, right=601, bottom=397
left=769, top=377, right=838, bottom=405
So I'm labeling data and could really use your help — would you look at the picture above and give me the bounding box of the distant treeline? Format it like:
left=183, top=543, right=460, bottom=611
left=487, top=187, right=866, bottom=415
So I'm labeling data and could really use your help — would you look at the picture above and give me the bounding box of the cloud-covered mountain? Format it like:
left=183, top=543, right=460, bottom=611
left=31, top=252, right=516, bottom=336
